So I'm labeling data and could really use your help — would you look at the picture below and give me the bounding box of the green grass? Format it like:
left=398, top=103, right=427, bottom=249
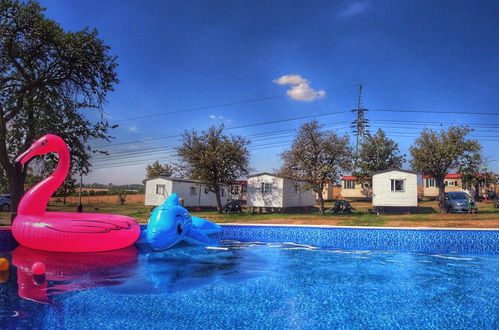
left=0, top=199, right=497, bottom=228
left=338, top=214, right=388, bottom=226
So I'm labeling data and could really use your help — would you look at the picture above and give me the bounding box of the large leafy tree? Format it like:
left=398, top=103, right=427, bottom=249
left=177, top=125, right=250, bottom=213
left=353, top=128, right=405, bottom=181
left=410, top=126, right=481, bottom=212
left=280, top=120, right=352, bottom=215
left=1, top=0, right=118, bottom=220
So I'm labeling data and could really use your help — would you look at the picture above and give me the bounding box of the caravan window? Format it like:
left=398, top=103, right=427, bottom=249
left=425, top=178, right=435, bottom=188
left=391, top=179, right=405, bottom=192
left=190, top=186, right=197, bottom=195
left=156, top=185, right=165, bottom=195
left=231, top=185, right=239, bottom=194
left=344, top=180, right=355, bottom=189
left=261, top=183, right=272, bottom=194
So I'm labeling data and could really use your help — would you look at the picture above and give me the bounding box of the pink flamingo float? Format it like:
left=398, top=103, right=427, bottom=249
left=13, top=134, right=140, bottom=252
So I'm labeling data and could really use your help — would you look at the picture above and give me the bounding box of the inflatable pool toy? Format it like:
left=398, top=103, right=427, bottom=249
left=146, top=193, right=221, bottom=250
left=13, top=134, right=140, bottom=252
left=0, top=257, right=8, bottom=271
left=31, top=262, right=46, bottom=276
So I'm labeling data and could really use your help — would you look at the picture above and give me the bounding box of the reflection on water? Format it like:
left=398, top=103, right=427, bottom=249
left=3, top=241, right=269, bottom=304
left=12, top=245, right=138, bottom=303
left=122, top=241, right=268, bottom=294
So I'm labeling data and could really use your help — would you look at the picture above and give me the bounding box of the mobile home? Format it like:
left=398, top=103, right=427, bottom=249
left=372, top=169, right=418, bottom=214
left=246, top=173, right=316, bottom=211
left=144, top=177, right=229, bottom=207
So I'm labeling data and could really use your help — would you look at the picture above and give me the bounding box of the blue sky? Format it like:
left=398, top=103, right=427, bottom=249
left=39, top=0, right=499, bottom=184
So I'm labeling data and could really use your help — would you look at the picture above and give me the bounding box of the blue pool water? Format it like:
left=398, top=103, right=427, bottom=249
left=0, top=226, right=498, bottom=329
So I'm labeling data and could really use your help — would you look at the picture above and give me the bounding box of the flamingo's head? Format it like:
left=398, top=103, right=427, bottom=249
left=15, top=135, right=63, bottom=165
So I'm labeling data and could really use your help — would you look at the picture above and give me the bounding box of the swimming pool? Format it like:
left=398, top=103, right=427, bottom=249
left=1, top=225, right=498, bottom=329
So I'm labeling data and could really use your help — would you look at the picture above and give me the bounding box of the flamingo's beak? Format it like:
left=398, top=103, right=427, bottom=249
left=15, top=142, right=44, bottom=165
left=15, top=148, right=35, bottom=165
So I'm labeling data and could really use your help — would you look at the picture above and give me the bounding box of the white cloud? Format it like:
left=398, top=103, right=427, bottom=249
left=273, top=74, right=326, bottom=102
left=336, top=1, right=369, bottom=19
left=287, top=83, right=326, bottom=102
left=273, top=74, right=308, bottom=86
left=209, top=114, right=233, bottom=125
left=127, top=125, right=139, bottom=133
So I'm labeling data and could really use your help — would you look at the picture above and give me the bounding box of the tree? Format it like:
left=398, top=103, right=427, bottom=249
left=280, top=120, right=352, bottom=215
left=0, top=167, right=8, bottom=193
left=410, top=126, right=481, bottom=212
left=145, top=161, right=175, bottom=181
left=458, top=151, right=483, bottom=200
left=353, top=128, right=405, bottom=180
left=55, top=177, right=76, bottom=204
left=177, top=125, right=250, bottom=213
left=1, top=0, right=118, bottom=220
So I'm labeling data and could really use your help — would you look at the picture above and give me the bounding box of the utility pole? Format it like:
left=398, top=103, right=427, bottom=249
left=351, top=84, right=369, bottom=164
left=77, top=171, right=83, bottom=213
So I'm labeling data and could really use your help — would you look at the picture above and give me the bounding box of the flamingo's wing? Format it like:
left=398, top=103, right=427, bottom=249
left=39, top=216, right=132, bottom=234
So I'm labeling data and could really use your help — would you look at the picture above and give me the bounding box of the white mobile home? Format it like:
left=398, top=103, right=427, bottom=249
left=246, top=173, right=316, bottom=211
left=144, top=177, right=230, bottom=208
left=372, top=169, right=418, bottom=214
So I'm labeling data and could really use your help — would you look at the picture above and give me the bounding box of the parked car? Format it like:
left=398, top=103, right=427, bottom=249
left=484, top=190, right=496, bottom=200
left=0, top=194, right=11, bottom=212
left=223, top=199, right=243, bottom=213
left=441, top=192, right=476, bottom=213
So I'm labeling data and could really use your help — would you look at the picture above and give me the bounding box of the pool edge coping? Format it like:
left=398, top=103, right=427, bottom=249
left=218, top=223, right=499, bottom=231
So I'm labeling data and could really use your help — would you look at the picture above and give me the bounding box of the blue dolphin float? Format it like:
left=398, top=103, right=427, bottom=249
left=146, top=193, right=221, bottom=250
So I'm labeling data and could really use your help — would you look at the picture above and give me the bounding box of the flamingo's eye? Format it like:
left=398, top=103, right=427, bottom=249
left=41, top=141, right=47, bottom=146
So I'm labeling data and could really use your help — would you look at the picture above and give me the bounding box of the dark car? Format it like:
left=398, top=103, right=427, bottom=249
left=484, top=190, right=496, bottom=200
left=0, top=194, right=11, bottom=212
left=441, top=191, right=476, bottom=213
left=223, top=199, right=243, bottom=213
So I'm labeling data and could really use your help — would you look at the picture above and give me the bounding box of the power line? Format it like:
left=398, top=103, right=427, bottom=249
left=372, top=109, right=499, bottom=116
left=113, top=84, right=358, bottom=123
left=91, top=140, right=297, bottom=170
left=371, top=119, right=499, bottom=128
left=91, top=122, right=352, bottom=163
left=94, top=110, right=351, bottom=148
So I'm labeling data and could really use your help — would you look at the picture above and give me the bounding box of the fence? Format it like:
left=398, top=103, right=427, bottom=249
left=50, top=194, right=145, bottom=205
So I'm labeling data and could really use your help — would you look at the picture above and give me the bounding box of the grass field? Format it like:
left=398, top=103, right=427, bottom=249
left=2, top=200, right=498, bottom=228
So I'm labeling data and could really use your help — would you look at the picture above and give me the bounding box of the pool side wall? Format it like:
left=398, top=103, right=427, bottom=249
left=213, top=225, right=499, bottom=254
left=1, top=225, right=498, bottom=254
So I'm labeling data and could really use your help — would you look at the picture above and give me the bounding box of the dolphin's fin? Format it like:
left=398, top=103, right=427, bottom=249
left=183, top=228, right=213, bottom=245
left=164, top=193, right=179, bottom=206
left=192, top=216, right=221, bottom=235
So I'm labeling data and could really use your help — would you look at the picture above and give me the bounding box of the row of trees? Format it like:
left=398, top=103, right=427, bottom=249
left=281, top=122, right=485, bottom=214
left=145, top=121, right=485, bottom=215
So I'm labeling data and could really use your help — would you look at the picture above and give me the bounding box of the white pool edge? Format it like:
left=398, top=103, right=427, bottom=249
left=219, top=223, right=499, bottom=231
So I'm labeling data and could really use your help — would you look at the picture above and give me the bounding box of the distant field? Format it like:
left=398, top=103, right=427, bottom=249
left=2, top=200, right=497, bottom=228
